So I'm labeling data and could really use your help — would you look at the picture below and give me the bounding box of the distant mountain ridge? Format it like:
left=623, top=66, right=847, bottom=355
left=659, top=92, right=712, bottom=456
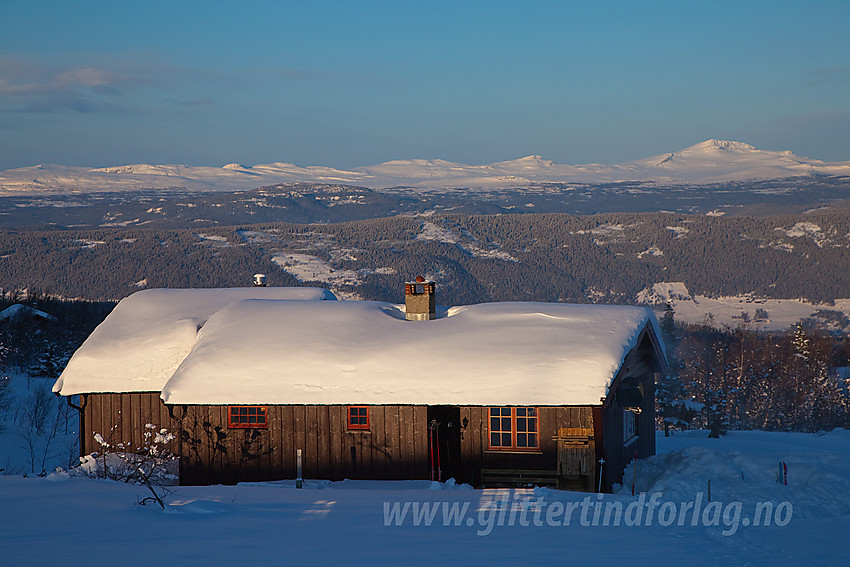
left=2, top=140, right=849, bottom=196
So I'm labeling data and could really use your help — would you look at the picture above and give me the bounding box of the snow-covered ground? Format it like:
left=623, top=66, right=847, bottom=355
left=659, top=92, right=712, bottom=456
left=638, top=282, right=850, bottom=331
left=416, top=221, right=517, bottom=261
left=271, top=253, right=361, bottom=286
left=2, top=368, right=847, bottom=567
left=3, top=139, right=849, bottom=195
left=0, top=373, right=78, bottom=476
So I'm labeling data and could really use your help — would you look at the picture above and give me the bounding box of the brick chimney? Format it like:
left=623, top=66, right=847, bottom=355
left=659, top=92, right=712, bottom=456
left=405, top=276, right=436, bottom=321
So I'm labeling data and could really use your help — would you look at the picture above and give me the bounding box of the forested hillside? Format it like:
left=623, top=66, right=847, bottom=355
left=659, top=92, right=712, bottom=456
left=659, top=312, right=850, bottom=434
left=2, top=209, right=849, bottom=305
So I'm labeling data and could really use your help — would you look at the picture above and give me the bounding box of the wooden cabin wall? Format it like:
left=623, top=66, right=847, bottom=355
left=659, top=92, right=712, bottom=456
left=80, top=393, right=177, bottom=456
left=178, top=405, right=431, bottom=486
left=79, top=397, right=649, bottom=490
left=600, top=369, right=656, bottom=492
left=598, top=325, right=663, bottom=492
left=456, top=406, right=595, bottom=487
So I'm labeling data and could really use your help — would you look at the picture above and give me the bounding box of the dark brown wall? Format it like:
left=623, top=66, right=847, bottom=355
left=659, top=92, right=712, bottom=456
left=78, top=397, right=642, bottom=490
left=456, top=406, right=595, bottom=486
left=599, top=324, right=663, bottom=491
left=178, top=405, right=431, bottom=485
left=600, top=371, right=656, bottom=491
left=80, top=392, right=177, bottom=456
left=178, top=405, right=600, bottom=486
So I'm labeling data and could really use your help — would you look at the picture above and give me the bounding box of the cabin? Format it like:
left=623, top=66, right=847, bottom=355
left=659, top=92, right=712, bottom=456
left=54, top=279, right=666, bottom=491
left=0, top=303, right=57, bottom=327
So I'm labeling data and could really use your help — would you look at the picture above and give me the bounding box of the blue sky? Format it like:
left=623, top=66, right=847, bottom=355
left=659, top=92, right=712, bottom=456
left=1, top=1, right=848, bottom=170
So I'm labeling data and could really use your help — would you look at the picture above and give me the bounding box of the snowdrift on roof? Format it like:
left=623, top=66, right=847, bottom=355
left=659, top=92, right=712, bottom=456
left=160, top=300, right=662, bottom=406
left=53, top=287, right=336, bottom=396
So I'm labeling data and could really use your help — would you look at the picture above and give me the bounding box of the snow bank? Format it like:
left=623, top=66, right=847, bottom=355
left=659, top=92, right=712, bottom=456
left=161, top=300, right=661, bottom=405
left=53, top=287, right=336, bottom=396
left=4, top=429, right=850, bottom=564
left=619, top=429, right=850, bottom=519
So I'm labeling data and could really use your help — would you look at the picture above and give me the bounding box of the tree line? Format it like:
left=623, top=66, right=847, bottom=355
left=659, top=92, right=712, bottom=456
left=658, top=308, right=850, bottom=435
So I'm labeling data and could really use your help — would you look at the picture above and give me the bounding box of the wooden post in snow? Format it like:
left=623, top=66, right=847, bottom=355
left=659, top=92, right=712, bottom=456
left=296, top=449, right=303, bottom=489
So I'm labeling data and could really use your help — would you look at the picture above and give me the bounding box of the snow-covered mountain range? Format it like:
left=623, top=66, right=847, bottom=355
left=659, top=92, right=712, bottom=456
left=2, top=139, right=849, bottom=195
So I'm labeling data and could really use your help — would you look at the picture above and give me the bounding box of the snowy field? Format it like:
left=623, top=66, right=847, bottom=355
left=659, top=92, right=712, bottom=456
left=638, top=282, right=850, bottom=331
left=1, top=375, right=848, bottom=565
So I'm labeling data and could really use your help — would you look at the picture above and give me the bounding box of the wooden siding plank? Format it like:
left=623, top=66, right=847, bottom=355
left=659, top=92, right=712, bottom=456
left=316, top=405, right=330, bottom=478
left=327, top=406, right=343, bottom=480
left=398, top=406, right=414, bottom=479
left=203, top=406, right=215, bottom=486
left=92, top=394, right=102, bottom=452
left=80, top=399, right=90, bottom=456
left=200, top=406, right=212, bottom=486
left=101, top=394, right=111, bottom=449
left=269, top=406, right=283, bottom=480
left=188, top=406, right=204, bottom=486
left=130, top=394, right=142, bottom=450
left=258, top=406, right=272, bottom=482
left=215, top=406, right=227, bottom=484
left=412, top=405, right=427, bottom=479
left=101, top=394, right=112, bottom=444
left=160, top=396, right=174, bottom=440
left=119, top=394, right=130, bottom=450
left=305, top=405, right=318, bottom=478
left=113, top=394, right=123, bottom=443
left=359, top=422, right=373, bottom=479
left=294, top=405, right=306, bottom=477
left=220, top=406, right=236, bottom=485
left=468, top=406, right=485, bottom=482
left=139, top=393, right=151, bottom=443
left=370, top=405, right=386, bottom=479
left=84, top=395, right=97, bottom=455
left=278, top=406, right=292, bottom=478
left=382, top=406, right=399, bottom=479
left=87, top=394, right=99, bottom=451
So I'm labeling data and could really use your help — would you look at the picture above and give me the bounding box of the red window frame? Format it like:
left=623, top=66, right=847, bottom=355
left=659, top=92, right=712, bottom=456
left=488, top=407, right=539, bottom=451
left=227, top=406, right=268, bottom=429
left=347, top=405, right=370, bottom=430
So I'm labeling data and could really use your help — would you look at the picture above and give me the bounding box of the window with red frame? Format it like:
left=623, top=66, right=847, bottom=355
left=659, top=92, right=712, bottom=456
left=347, top=406, right=370, bottom=430
left=488, top=407, right=538, bottom=450
left=227, top=406, right=268, bottom=429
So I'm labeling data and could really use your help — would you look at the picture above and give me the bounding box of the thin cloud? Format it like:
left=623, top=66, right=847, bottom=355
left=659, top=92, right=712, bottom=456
left=271, top=67, right=336, bottom=81
left=802, top=66, right=850, bottom=87
left=166, top=97, right=215, bottom=106
left=0, top=54, right=190, bottom=114
left=0, top=54, right=342, bottom=115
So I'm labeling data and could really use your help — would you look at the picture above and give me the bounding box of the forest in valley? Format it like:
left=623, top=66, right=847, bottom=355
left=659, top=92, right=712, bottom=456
left=658, top=307, right=850, bottom=435
left=2, top=209, right=850, bottom=304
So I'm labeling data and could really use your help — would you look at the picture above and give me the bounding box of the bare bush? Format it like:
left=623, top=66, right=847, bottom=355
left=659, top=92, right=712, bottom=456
left=82, top=424, right=177, bottom=509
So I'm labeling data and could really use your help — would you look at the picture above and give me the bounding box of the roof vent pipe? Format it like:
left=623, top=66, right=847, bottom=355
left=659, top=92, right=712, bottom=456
left=252, top=273, right=267, bottom=287
left=405, top=275, right=436, bottom=321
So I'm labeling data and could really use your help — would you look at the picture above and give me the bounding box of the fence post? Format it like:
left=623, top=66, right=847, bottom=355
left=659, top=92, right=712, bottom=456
left=296, top=449, right=303, bottom=489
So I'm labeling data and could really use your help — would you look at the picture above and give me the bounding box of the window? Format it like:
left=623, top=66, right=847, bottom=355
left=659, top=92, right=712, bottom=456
left=488, top=407, right=538, bottom=450
left=228, top=406, right=268, bottom=429
left=347, top=406, right=370, bottom=430
left=623, top=410, right=637, bottom=446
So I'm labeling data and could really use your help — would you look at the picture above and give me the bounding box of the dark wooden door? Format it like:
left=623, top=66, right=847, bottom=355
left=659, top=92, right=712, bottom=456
left=426, top=406, right=461, bottom=482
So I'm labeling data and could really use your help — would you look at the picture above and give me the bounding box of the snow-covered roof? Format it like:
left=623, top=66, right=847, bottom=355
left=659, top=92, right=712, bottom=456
left=53, top=287, right=336, bottom=396
left=0, top=304, right=57, bottom=322
left=159, top=299, right=663, bottom=406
